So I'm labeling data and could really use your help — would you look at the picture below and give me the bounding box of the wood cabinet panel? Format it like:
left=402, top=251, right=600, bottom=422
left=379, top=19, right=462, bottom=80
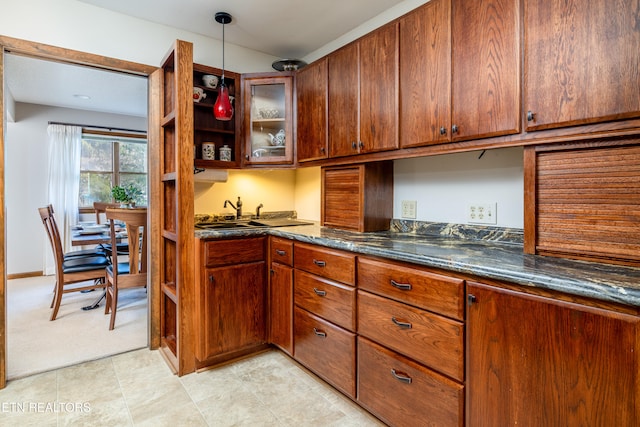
left=294, top=307, right=356, bottom=398
left=358, top=337, right=464, bottom=427
left=294, top=270, right=356, bottom=332
left=269, top=261, right=293, bottom=355
left=358, top=256, right=464, bottom=320
left=467, top=281, right=640, bottom=426
left=451, top=0, right=520, bottom=140
left=296, top=58, right=328, bottom=162
left=524, top=0, right=640, bottom=131
left=321, top=162, right=393, bottom=232
left=359, top=22, right=399, bottom=154
left=293, top=242, right=356, bottom=286
left=204, top=238, right=265, bottom=267
left=399, top=0, right=451, bottom=147
left=328, top=42, right=360, bottom=158
left=199, top=261, right=266, bottom=361
left=269, top=236, right=293, bottom=267
left=358, top=290, right=464, bottom=382
left=524, top=142, right=640, bottom=266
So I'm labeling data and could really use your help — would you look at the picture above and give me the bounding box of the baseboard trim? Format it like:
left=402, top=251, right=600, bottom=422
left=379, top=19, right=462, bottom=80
left=7, top=271, right=43, bottom=280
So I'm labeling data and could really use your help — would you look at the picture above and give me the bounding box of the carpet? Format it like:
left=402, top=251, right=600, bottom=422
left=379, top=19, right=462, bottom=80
left=6, top=275, right=148, bottom=380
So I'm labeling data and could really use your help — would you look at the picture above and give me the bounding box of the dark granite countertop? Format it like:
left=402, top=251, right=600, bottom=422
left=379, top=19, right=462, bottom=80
left=195, top=223, right=640, bottom=308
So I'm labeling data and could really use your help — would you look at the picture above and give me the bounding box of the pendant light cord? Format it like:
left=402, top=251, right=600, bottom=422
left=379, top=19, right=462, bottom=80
left=221, top=20, right=225, bottom=82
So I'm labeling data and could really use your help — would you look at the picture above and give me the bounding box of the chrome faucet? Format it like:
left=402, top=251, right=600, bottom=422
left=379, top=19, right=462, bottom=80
left=255, top=203, right=264, bottom=219
left=224, top=196, right=243, bottom=219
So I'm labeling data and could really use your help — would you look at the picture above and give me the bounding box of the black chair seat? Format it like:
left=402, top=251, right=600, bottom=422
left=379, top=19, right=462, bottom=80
left=99, top=242, right=130, bottom=255
left=62, top=255, right=110, bottom=273
left=64, top=248, right=107, bottom=259
left=106, top=262, right=131, bottom=275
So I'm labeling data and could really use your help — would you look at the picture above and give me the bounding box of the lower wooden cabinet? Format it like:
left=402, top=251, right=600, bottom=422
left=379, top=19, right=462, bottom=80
left=358, top=337, right=464, bottom=427
left=196, top=238, right=267, bottom=366
left=467, top=281, right=640, bottom=426
left=294, top=306, right=356, bottom=398
left=269, top=237, right=294, bottom=355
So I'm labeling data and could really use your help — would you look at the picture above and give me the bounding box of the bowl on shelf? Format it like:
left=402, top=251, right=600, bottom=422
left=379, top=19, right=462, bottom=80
left=258, top=107, right=279, bottom=119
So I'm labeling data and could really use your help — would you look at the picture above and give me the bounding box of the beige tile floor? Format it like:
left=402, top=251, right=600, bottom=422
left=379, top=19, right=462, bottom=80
left=0, top=348, right=386, bottom=426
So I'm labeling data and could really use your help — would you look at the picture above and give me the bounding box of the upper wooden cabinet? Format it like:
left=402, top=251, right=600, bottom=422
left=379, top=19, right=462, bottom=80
left=399, top=0, right=451, bottom=148
left=524, top=0, right=640, bottom=131
left=242, top=72, right=294, bottom=166
left=400, top=0, right=520, bottom=148
left=451, top=0, right=520, bottom=141
left=328, top=23, right=399, bottom=157
left=296, top=58, right=328, bottom=162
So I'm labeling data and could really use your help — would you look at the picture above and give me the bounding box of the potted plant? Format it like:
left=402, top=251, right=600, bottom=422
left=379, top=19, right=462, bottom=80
left=111, top=184, right=142, bottom=207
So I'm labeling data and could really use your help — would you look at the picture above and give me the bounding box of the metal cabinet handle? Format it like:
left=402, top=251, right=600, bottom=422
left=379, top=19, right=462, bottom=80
left=451, top=124, right=459, bottom=134
left=527, top=111, right=535, bottom=122
left=313, top=259, right=326, bottom=267
left=245, top=154, right=250, bottom=160
left=275, top=249, right=286, bottom=256
left=391, top=369, right=412, bottom=384
left=208, top=274, right=215, bottom=284
left=351, top=141, right=357, bottom=149
left=313, top=288, right=327, bottom=297
left=320, top=147, right=326, bottom=153
left=468, top=294, right=477, bottom=306
left=439, top=126, right=447, bottom=136
left=358, top=141, right=364, bottom=148
left=390, top=280, right=412, bottom=291
left=392, top=317, right=412, bottom=329
left=313, top=328, right=326, bottom=338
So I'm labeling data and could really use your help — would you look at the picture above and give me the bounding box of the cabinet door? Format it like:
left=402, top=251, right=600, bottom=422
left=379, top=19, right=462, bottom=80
left=199, top=262, right=266, bottom=361
left=296, top=58, right=328, bottom=162
left=243, top=74, right=293, bottom=165
left=359, top=22, right=399, bottom=153
left=467, top=282, right=640, bottom=426
left=400, top=0, right=451, bottom=148
left=328, top=42, right=360, bottom=158
left=269, top=262, right=293, bottom=355
left=451, top=0, right=520, bottom=140
left=524, top=0, right=640, bottom=131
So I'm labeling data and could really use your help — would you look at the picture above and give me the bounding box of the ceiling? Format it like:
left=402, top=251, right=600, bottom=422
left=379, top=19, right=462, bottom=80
left=5, top=0, right=404, bottom=118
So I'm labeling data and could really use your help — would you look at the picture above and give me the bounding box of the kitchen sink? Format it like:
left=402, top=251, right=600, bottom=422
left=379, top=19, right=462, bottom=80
left=195, top=218, right=313, bottom=230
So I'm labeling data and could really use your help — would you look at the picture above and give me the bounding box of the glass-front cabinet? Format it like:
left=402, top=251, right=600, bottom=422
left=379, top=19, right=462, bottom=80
left=242, top=73, right=294, bottom=165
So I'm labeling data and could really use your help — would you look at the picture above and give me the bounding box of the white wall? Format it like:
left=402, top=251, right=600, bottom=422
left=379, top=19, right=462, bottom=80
left=5, top=103, right=146, bottom=275
left=394, top=147, right=524, bottom=228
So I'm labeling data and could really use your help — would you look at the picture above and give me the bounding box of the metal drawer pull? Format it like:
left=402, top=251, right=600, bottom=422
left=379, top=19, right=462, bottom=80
left=392, top=317, right=412, bottom=329
left=275, top=249, right=286, bottom=256
left=390, top=280, right=412, bottom=291
left=391, top=369, right=412, bottom=384
left=313, top=259, right=326, bottom=267
left=313, top=328, right=326, bottom=338
left=313, top=288, right=327, bottom=297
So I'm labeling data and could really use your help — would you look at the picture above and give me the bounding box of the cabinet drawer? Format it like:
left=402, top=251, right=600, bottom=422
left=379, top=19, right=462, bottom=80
left=204, top=238, right=265, bottom=267
left=358, top=257, right=465, bottom=320
left=294, top=270, right=356, bottom=331
left=358, top=290, right=464, bottom=382
left=270, top=237, right=293, bottom=266
left=294, top=243, right=356, bottom=285
left=358, top=337, right=463, bottom=427
left=294, top=306, right=356, bottom=398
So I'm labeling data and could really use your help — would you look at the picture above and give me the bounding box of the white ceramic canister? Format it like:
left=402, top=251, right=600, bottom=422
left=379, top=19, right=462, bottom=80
left=219, top=145, right=232, bottom=161
left=202, top=143, right=216, bottom=160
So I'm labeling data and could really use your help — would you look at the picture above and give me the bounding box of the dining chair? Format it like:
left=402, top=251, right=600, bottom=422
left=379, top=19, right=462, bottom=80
left=104, top=207, right=148, bottom=330
left=38, top=206, right=110, bottom=320
left=94, top=201, right=129, bottom=259
left=47, top=204, right=106, bottom=259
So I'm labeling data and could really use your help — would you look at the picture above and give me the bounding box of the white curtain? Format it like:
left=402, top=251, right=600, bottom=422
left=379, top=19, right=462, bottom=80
left=45, top=124, right=82, bottom=274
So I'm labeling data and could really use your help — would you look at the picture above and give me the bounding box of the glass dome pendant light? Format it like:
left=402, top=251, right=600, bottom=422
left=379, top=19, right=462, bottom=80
left=213, top=11, right=234, bottom=121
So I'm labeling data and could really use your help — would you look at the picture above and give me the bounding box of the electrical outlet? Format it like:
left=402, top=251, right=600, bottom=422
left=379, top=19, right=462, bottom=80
left=401, top=200, right=417, bottom=219
left=468, top=203, right=497, bottom=224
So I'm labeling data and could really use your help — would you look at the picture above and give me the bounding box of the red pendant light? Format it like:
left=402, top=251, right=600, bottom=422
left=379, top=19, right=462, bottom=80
left=214, top=12, right=234, bottom=121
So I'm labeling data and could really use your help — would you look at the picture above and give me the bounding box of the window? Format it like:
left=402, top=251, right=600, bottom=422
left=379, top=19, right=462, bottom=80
left=79, top=132, right=148, bottom=208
